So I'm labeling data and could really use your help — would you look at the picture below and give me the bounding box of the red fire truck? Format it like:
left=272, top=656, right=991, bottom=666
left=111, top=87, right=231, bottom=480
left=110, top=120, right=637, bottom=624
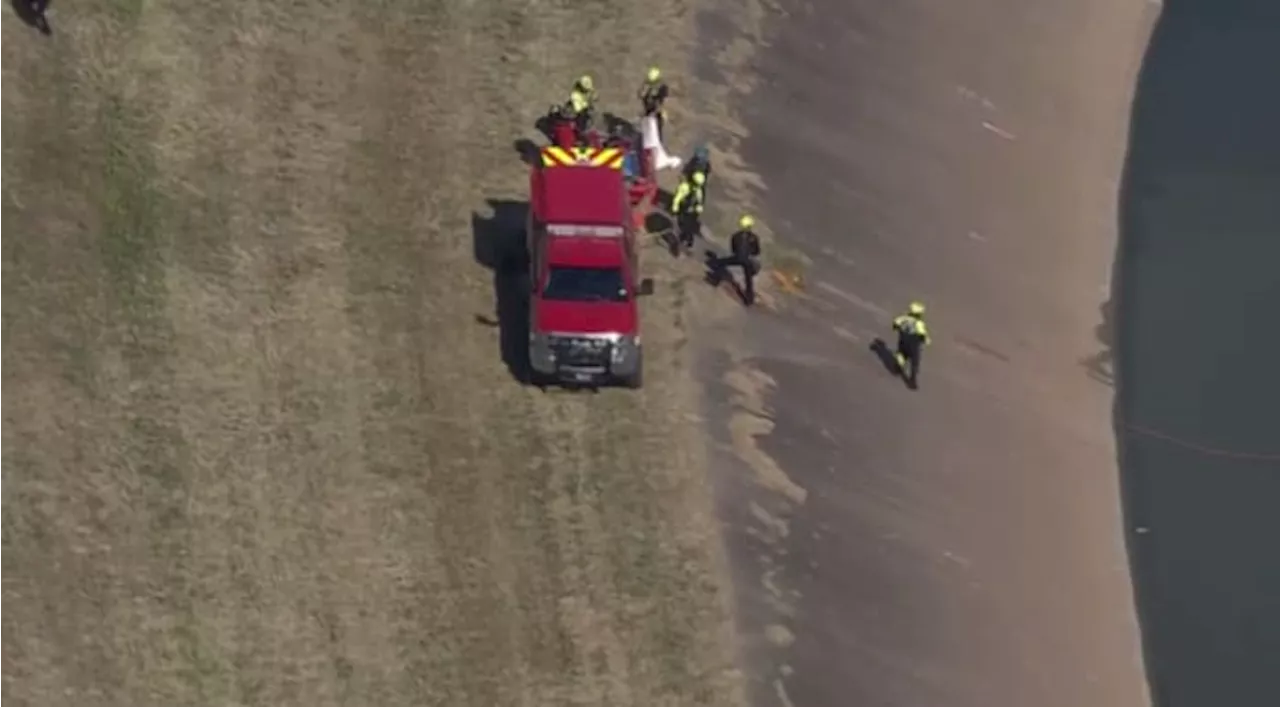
left=525, top=143, right=658, bottom=388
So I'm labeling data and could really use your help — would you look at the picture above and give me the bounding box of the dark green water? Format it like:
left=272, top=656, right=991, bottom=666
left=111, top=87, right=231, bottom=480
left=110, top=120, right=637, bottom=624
left=1115, top=1, right=1280, bottom=704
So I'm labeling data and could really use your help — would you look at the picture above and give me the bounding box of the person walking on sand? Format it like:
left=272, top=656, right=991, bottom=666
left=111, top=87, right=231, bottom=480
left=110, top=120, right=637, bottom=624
left=892, top=301, right=932, bottom=388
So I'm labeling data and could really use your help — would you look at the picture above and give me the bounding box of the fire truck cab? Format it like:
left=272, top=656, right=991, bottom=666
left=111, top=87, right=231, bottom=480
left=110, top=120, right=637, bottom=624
left=526, top=145, right=655, bottom=388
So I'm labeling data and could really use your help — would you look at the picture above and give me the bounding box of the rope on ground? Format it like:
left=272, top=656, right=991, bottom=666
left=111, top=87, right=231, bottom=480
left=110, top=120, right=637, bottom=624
left=1119, top=419, right=1280, bottom=462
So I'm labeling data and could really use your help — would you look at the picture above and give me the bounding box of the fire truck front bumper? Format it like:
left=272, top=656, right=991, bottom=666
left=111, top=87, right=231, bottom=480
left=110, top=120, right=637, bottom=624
left=529, top=333, right=641, bottom=385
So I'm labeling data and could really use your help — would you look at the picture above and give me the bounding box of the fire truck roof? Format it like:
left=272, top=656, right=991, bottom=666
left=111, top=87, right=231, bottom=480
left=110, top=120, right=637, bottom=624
left=532, top=147, right=628, bottom=226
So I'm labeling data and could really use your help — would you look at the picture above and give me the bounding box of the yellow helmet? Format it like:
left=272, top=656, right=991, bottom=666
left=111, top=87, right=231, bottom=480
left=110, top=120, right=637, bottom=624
left=739, top=215, right=755, bottom=229
left=692, top=172, right=706, bottom=186
left=578, top=75, right=594, bottom=92
left=646, top=66, right=661, bottom=82
left=909, top=301, right=926, bottom=316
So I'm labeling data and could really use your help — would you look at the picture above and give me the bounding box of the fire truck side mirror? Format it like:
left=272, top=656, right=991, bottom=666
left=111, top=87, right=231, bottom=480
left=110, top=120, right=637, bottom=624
left=637, top=278, right=655, bottom=297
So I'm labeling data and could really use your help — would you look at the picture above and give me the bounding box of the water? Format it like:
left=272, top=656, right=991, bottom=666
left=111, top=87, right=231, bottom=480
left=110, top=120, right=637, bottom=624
left=1115, top=1, right=1280, bottom=704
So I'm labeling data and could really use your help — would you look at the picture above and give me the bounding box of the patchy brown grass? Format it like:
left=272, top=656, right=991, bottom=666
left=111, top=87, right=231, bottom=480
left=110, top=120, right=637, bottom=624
left=2, top=2, right=745, bottom=705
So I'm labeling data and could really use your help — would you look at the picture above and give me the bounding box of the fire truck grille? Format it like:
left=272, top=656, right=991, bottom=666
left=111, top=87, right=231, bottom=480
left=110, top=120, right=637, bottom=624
left=551, top=336, right=611, bottom=368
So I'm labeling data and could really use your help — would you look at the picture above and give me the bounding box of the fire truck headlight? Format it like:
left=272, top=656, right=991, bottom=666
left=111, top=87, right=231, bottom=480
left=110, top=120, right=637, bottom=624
left=610, top=335, right=639, bottom=366
left=529, top=333, right=556, bottom=371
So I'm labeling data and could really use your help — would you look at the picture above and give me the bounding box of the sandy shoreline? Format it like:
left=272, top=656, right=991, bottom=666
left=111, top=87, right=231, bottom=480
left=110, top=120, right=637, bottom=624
left=694, top=0, right=1158, bottom=704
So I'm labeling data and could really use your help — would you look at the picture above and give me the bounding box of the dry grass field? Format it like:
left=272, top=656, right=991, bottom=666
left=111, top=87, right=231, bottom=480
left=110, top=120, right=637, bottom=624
left=2, top=2, right=746, bottom=705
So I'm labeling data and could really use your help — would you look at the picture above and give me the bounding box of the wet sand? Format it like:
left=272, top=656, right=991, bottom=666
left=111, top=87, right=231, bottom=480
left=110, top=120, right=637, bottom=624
left=699, top=0, right=1157, bottom=705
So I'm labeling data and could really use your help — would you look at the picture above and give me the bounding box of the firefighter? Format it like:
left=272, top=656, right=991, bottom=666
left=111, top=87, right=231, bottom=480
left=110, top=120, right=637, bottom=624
left=670, top=171, right=706, bottom=251
left=708, top=215, right=763, bottom=305
left=564, top=75, right=598, bottom=142
left=683, top=144, right=712, bottom=189
left=638, top=67, right=670, bottom=141
left=728, top=215, right=763, bottom=305
left=892, top=302, right=932, bottom=387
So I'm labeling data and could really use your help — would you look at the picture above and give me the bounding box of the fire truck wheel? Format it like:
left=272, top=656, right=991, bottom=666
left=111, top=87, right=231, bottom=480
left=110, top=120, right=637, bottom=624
left=620, top=352, right=644, bottom=390
left=528, top=370, right=551, bottom=389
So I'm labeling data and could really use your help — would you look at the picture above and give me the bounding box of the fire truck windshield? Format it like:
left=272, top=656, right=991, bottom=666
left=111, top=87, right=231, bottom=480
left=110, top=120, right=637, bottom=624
left=542, top=266, right=629, bottom=303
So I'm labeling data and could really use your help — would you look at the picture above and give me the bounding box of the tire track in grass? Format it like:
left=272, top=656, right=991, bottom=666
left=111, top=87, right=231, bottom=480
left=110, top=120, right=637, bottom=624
left=140, top=5, right=285, bottom=700
left=147, top=2, right=415, bottom=702
left=103, top=5, right=296, bottom=701
left=92, top=11, right=219, bottom=705
left=3, top=11, right=142, bottom=704
left=340, top=6, right=535, bottom=703
left=129, top=4, right=279, bottom=701
left=5, top=4, right=207, bottom=703
left=224, top=12, right=379, bottom=703
left=634, top=267, right=744, bottom=706
left=538, top=400, right=638, bottom=705
left=594, top=349, right=743, bottom=705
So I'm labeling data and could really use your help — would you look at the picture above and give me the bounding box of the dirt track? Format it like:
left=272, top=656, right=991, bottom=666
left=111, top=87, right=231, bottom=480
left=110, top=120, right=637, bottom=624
left=2, top=3, right=746, bottom=705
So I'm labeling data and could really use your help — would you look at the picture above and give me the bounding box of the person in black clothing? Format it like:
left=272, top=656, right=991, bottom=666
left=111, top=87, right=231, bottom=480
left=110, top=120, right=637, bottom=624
left=638, top=66, right=670, bottom=141
left=709, top=215, right=763, bottom=306
left=684, top=144, right=712, bottom=189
